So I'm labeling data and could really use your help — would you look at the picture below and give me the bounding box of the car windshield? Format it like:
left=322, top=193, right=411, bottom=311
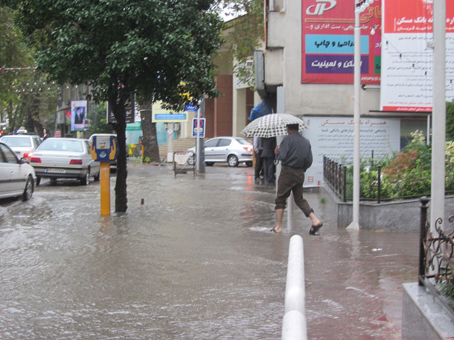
left=1, top=136, right=32, bottom=147
left=38, top=139, right=84, bottom=152
left=235, top=138, right=251, bottom=145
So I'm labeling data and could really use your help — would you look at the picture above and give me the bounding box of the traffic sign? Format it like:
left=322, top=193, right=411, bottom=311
left=192, top=118, right=206, bottom=138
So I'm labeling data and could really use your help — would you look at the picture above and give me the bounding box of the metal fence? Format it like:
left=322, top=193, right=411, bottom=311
left=323, top=156, right=454, bottom=203
left=419, top=197, right=454, bottom=314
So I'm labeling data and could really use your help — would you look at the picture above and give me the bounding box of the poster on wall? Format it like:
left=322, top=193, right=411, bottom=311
left=302, top=116, right=401, bottom=187
left=71, top=100, right=87, bottom=132
left=380, top=0, right=454, bottom=112
left=301, top=0, right=381, bottom=84
left=106, top=99, right=135, bottom=124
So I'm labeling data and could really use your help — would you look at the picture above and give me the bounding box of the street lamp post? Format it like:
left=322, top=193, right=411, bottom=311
left=431, top=0, right=446, bottom=231
left=347, top=0, right=373, bottom=231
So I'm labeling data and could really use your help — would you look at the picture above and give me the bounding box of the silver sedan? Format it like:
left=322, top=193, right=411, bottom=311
left=30, top=138, right=100, bottom=185
left=186, top=137, right=253, bottom=167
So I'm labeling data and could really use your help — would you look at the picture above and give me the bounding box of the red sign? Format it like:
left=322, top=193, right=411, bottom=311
left=302, top=0, right=382, bottom=84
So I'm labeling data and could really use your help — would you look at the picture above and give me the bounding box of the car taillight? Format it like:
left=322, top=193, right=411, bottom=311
left=70, top=159, right=83, bottom=165
left=244, top=146, right=253, bottom=152
left=30, top=157, right=41, bottom=163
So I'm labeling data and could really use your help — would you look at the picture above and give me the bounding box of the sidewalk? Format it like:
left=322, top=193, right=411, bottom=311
left=127, top=162, right=419, bottom=339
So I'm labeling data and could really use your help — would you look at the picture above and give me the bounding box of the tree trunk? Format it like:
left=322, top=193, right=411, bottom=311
left=140, top=102, right=160, bottom=163
left=111, top=98, right=128, bottom=212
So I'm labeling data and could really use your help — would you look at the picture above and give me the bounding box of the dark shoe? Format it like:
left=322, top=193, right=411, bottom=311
left=309, top=223, right=323, bottom=235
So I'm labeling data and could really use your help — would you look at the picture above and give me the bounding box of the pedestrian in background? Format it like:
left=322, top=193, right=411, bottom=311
left=43, top=129, right=49, bottom=140
left=260, top=137, right=276, bottom=183
left=271, top=124, right=322, bottom=234
left=253, top=136, right=264, bottom=180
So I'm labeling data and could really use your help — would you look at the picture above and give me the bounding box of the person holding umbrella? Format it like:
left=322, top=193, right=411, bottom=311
left=271, top=123, right=323, bottom=235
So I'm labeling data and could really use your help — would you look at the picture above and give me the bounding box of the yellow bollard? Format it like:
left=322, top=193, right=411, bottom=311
left=100, top=162, right=110, bottom=215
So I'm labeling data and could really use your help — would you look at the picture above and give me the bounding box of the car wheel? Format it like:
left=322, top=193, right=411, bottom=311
left=80, top=169, right=90, bottom=185
left=22, top=175, right=34, bottom=201
left=227, top=155, right=239, bottom=167
left=94, top=170, right=100, bottom=181
left=188, top=155, right=195, bottom=165
left=36, top=176, right=41, bottom=186
left=205, top=162, right=214, bottom=166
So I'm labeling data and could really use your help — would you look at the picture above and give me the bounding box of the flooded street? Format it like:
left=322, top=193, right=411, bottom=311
left=0, top=162, right=419, bottom=339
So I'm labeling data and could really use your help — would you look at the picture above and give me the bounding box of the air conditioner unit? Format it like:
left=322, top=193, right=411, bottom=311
left=246, top=59, right=254, bottom=71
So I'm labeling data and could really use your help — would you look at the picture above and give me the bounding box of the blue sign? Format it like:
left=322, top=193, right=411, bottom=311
left=192, top=118, right=205, bottom=138
left=154, top=113, right=187, bottom=122
left=185, top=104, right=198, bottom=112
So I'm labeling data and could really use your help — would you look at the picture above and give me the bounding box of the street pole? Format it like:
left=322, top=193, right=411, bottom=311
left=347, top=0, right=363, bottom=231
left=196, top=99, right=205, bottom=173
left=430, top=0, right=446, bottom=231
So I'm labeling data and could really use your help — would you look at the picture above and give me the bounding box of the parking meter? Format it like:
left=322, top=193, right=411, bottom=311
left=90, top=135, right=118, bottom=215
left=90, top=135, right=118, bottom=162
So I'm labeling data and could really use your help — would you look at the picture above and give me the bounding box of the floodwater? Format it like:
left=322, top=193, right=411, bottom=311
left=0, top=162, right=419, bottom=339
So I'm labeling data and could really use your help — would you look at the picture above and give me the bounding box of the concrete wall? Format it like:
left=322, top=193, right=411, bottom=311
left=322, top=186, right=454, bottom=232
left=402, top=283, right=454, bottom=340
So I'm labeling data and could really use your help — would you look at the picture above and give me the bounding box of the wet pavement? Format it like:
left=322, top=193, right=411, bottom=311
left=0, top=162, right=419, bottom=339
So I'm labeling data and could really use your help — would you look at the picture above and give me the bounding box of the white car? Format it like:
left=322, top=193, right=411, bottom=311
left=0, top=134, right=42, bottom=160
left=186, top=137, right=253, bottom=167
left=0, top=141, right=36, bottom=201
left=30, top=138, right=100, bottom=185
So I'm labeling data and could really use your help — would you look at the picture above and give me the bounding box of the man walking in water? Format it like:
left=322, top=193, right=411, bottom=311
left=271, top=123, right=323, bottom=234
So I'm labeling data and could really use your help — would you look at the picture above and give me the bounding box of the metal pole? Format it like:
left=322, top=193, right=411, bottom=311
left=196, top=99, right=205, bottom=173
left=343, top=165, right=347, bottom=203
left=419, top=196, right=429, bottom=286
left=377, top=165, right=381, bottom=204
left=347, top=1, right=361, bottom=230
left=430, top=0, right=446, bottom=232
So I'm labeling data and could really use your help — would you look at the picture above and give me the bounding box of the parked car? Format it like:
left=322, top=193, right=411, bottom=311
left=88, top=133, right=117, bottom=171
left=0, top=141, right=36, bottom=201
left=0, top=134, right=42, bottom=160
left=186, top=137, right=253, bottom=167
left=30, top=138, right=100, bottom=185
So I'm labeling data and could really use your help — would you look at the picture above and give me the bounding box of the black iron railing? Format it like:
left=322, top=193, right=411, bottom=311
left=323, top=156, right=454, bottom=203
left=323, top=156, right=347, bottom=202
left=419, top=197, right=454, bottom=312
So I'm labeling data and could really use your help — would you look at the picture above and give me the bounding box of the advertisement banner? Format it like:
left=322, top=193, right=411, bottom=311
left=71, top=100, right=87, bottom=132
left=302, top=116, right=401, bottom=187
left=380, top=0, right=454, bottom=111
left=106, top=99, right=135, bottom=124
left=302, top=0, right=382, bottom=84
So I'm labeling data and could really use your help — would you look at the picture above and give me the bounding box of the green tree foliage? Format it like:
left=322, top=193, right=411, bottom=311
left=0, top=6, right=32, bottom=107
left=0, top=6, right=57, bottom=136
left=217, top=0, right=264, bottom=85
left=86, top=102, right=114, bottom=136
left=447, top=99, right=454, bottom=140
left=4, top=0, right=224, bottom=212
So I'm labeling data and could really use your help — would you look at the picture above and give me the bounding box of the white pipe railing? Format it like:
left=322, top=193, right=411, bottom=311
left=282, top=235, right=307, bottom=340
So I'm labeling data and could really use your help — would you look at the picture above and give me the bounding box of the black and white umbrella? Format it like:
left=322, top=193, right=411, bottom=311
left=241, top=113, right=306, bottom=138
